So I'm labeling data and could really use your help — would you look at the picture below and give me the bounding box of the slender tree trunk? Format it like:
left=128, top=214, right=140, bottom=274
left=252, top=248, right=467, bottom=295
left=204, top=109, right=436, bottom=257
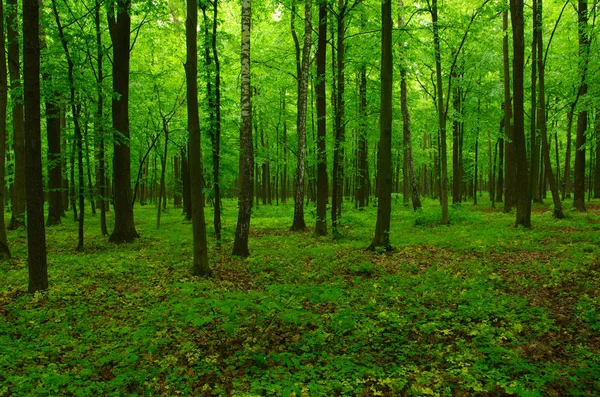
left=452, top=80, right=461, bottom=204
left=431, top=0, right=449, bottom=224
left=182, top=146, right=192, bottom=220
left=332, top=0, right=346, bottom=233
left=537, top=1, right=562, bottom=218
left=315, top=2, right=328, bottom=236
left=232, top=0, right=254, bottom=257
left=0, top=0, right=11, bottom=258
left=399, top=1, right=421, bottom=211
left=594, top=109, right=600, bottom=198
left=573, top=0, right=589, bottom=212
left=51, top=0, right=85, bottom=249
left=7, top=0, right=26, bottom=230
left=84, top=121, right=96, bottom=215
left=510, top=0, right=532, bottom=227
left=369, top=0, right=393, bottom=250
left=186, top=0, right=210, bottom=274
left=157, top=123, right=169, bottom=229
left=530, top=0, right=541, bottom=204
left=503, top=10, right=515, bottom=213
left=281, top=90, right=287, bottom=204
left=95, top=3, right=107, bottom=235
left=23, top=0, right=48, bottom=292
left=487, top=130, right=493, bottom=201
left=291, top=0, right=311, bottom=231
left=108, top=0, right=139, bottom=243
left=357, top=66, right=368, bottom=209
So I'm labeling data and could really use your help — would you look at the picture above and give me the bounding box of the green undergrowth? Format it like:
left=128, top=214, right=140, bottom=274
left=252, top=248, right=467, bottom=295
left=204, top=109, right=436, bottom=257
left=1, top=197, right=600, bottom=396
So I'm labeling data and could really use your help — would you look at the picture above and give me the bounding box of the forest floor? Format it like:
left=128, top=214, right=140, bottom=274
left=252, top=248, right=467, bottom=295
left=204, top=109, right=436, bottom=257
left=1, top=197, right=600, bottom=396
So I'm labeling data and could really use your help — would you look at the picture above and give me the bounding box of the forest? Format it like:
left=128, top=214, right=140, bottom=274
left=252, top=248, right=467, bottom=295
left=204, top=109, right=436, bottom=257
left=1, top=0, right=600, bottom=395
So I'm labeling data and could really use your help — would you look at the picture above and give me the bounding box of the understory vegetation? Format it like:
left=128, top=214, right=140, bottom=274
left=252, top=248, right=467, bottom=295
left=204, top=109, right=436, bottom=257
left=2, top=199, right=600, bottom=396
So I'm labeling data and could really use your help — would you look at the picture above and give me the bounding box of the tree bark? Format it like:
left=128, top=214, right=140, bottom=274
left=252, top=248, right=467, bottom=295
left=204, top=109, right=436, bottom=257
left=431, top=0, right=449, bottom=224
left=399, top=0, right=421, bottom=211
left=537, top=0, right=562, bottom=218
left=332, top=0, right=346, bottom=233
left=232, top=0, right=254, bottom=257
left=94, top=3, right=107, bottom=235
left=369, top=0, right=393, bottom=250
left=0, top=0, right=11, bottom=258
left=502, top=10, right=515, bottom=213
left=7, top=0, right=26, bottom=230
left=509, top=0, right=532, bottom=227
left=185, top=0, right=210, bottom=274
left=594, top=109, right=600, bottom=198
left=108, top=0, right=139, bottom=243
left=291, top=0, right=312, bottom=231
left=23, top=0, right=48, bottom=292
left=314, top=2, right=328, bottom=236
left=573, top=0, right=589, bottom=212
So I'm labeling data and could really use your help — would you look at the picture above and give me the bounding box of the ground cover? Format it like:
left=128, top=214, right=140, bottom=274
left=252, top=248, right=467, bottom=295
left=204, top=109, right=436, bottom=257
left=1, top=198, right=599, bottom=396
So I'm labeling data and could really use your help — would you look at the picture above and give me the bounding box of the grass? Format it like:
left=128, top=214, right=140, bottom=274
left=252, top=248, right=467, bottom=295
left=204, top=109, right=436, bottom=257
left=1, top=196, right=600, bottom=396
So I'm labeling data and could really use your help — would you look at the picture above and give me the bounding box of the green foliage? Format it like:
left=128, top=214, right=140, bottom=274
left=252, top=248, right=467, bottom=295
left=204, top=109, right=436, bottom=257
left=2, top=199, right=600, bottom=396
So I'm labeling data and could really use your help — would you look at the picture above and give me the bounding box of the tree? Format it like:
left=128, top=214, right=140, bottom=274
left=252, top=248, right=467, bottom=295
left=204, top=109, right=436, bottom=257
left=399, top=0, right=421, bottom=211
left=509, top=0, right=531, bottom=227
left=232, top=0, right=253, bottom=257
left=108, top=0, right=139, bottom=243
left=430, top=0, right=449, bottom=225
left=368, top=0, right=393, bottom=251
left=51, top=0, right=86, bottom=250
left=0, top=0, right=11, bottom=258
left=291, top=0, right=312, bottom=232
left=185, top=0, right=210, bottom=275
left=573, top=0, right=589, bottom=212
left=502, top=9, right=515, bottom=213
left=23, top=0, right=48, bottom=292
left=6, top=0, right=26, bottom=230
left=94, top=1, right=108, bottom=236
left=536, top=0, right=563, bottom=218
left=314, top=0, right=328, bottom=237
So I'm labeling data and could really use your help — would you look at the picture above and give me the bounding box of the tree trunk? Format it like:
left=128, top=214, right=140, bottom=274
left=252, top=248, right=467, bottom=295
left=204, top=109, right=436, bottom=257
left=399, top=0, right=421, bottom=211
left=594, top=109, right=600, bottom=198
left=23, top=0, right=48, bottom=292
left=95, top=3, right=107, bottom=235
left=232, top=0, right=254, bottom=257
left=291, top=0, right=312, bottom=231
left=452, top=81, right=461, bottom=204
left=157, top=123, right=169, bottom=229
left=509, top=0, right=532, bottom=227
left=0, top=0, right=11, bottom=258
left=332, top=0, right=346, bottom=233
left=431, top=0, right=449, bottom=224
left=357, top=66, right=368, bottom=209
left=573, top=0, right=589, bottom=212
left=503, top=10, right=515, bottom=213
left=182, top=146, right=192, bottom=220
left=314, top=2, right=328, bottom=236
left=108, top=0, right=139, bottom=243
left=7, top=0, right=26, bottom=230
left=369, top=0, right=393, bottom=250
left=51, top=0, right=86, bottom=249
left=186, top=0, right=210, bottom=274
left=530, top=0, right=541, bottom=204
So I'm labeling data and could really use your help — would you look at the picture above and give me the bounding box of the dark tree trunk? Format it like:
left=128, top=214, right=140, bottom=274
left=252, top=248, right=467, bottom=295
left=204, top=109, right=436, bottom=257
left=0, top=0, right=11, bottom=258
left=594, top=110, right=600, bottom=198
left=7, top=0, right=26, bottom=230
left=51, top=0, right=85, bottom=249
left=314, top=2, right=328, bottom=236
left=291, top=0, right=312, bottom=231
left=186, top=0, right=210, bottom=274
left=452, top=82, right=461, bottom=204
left=46, top=96, right=62, bottom=226
left=573, top=0, right=589, bottom=212
left=232, top=0, right=254, bottom=257
left=281, top=90, right=287, bottom=204
left=431, top=0, right=449, bottom=224
left=399, top=0, right=421, bottom=211
left=369, top=0, right=393, bottom=250
left=503, top=10, right=515, bottom=213
left=174, top=155, right=182, bottom=207
left=201, top=2, right=222, bottom=246
left=156, top=124, right=168, bottom=229
left=509, top=0, right=532, bottom=227
left=357, top=66, right=368, bottom=209
left=95, top=3, right=107, bottom=235
left=108, top=0, right=139, bottom=243
left=182, top=146, right=192, bottom=220
left=530, top=0, right=541, bottom=204
left=332, top=0, right=346, bottom=233
left=84, top=121, right=96, bottom=215
left=23, top=0, right=48, bottom=292
left=537, top=0, right=562, bottom=218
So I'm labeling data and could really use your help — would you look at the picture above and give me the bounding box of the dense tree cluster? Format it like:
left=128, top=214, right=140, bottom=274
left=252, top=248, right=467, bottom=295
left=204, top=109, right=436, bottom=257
left=1, top=0, right=598, bottom=291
